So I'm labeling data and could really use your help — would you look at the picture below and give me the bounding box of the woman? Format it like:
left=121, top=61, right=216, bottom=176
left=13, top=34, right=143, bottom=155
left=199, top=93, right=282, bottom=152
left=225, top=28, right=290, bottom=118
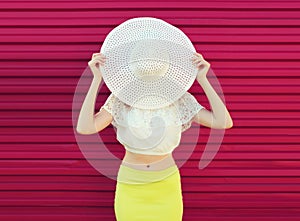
left=77, top=52, right=233, bottom=221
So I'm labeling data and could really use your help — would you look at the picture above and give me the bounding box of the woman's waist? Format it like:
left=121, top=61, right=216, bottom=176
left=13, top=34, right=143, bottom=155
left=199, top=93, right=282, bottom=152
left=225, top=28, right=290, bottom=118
left=123, top=149, right=172, bottom=164
left=117, top=157, right=179, bottom=184
left=122, top=152, right=176, bottom=171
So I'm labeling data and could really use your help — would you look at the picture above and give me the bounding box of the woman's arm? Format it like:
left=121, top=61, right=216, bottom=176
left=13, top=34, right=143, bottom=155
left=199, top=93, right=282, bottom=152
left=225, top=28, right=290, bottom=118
left=76, top=53, right=112, bottom=134
left=191, top=52, right=233, bottom=129
left=193, top=77, right=233, bottom=129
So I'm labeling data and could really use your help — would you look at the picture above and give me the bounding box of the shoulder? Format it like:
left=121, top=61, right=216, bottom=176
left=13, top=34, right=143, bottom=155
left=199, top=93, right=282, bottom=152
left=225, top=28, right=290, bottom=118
left=175, top=91, right=203, bottom=110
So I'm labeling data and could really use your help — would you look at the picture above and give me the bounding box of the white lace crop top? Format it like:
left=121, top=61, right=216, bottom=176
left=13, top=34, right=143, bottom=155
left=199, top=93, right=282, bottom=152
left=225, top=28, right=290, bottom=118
left=99, top=91, right=205, bottom=155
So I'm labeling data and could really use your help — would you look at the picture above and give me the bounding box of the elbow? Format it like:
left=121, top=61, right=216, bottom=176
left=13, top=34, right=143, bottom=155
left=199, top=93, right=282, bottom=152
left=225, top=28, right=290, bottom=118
left=76, top=127, right=90, bottom=135
left=215, top=118, right=233, bottom=129
left=76, top=116, right=99, bottom=134
left=226, top=121, right=233, bottom=129
left=224, top=118, right=233, bottom=129
left=76, top=124, right=97, bottom=135
left=222, top=111, right=233, bottom=129
left=76, top=128, right=97, bottom=135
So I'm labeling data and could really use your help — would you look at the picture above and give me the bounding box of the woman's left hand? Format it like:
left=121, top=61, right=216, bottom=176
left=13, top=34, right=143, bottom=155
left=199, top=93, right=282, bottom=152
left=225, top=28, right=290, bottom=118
left=191, top=52, right=211, bottom=82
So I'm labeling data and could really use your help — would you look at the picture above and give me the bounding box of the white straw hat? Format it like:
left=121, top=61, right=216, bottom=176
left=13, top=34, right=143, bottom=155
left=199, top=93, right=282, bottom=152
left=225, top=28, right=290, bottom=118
left=99, top=16, right=198, bottom=109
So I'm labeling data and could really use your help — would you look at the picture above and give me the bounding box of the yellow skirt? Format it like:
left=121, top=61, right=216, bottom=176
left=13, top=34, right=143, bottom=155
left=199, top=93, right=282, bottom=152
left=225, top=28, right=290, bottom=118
left=114, top=164, right=183, bottom=221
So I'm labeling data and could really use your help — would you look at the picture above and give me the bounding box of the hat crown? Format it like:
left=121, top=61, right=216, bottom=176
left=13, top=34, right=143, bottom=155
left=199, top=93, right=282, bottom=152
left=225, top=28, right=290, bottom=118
left=129, top=40, right=170, bottom=81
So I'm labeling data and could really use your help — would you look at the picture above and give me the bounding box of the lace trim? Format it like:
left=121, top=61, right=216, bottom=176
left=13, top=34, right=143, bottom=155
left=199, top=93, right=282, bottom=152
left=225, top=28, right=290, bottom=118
left=100, top=91, right=205, bottom=132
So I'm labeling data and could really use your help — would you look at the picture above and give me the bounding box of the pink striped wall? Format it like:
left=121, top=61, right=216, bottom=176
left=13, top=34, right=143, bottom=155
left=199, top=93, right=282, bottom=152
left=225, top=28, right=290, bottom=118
left=1, top=1, right=300, bottom=220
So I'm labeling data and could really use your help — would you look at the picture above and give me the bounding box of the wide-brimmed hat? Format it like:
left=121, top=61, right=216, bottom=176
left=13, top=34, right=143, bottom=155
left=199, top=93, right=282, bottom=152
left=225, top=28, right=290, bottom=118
left=99, top=16, right=198, bottom=109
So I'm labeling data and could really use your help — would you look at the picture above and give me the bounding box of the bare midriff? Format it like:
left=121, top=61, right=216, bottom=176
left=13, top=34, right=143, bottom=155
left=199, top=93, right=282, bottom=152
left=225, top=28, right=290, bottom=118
left=123, top=150, right=171, bottom=164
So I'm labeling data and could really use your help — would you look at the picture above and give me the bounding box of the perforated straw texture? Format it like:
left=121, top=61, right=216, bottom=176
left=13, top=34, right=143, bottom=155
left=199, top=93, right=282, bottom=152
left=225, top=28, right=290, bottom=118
left=100, top=17, right=198, bottom=109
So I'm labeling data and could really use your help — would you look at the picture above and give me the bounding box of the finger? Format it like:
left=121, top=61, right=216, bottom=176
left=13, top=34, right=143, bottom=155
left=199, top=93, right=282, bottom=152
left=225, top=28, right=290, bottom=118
left=93, top=53, right=106, bottom=59
left=94, top=58, right=106, bottom=64
left=197, top=63, right=203, bottom=67
left=93, top=53, right=104, bottom=57
left=192, top=54, right=203, bottom=59
left=96, top=59, right=106, bottom=63
left=93, top=56, right=106, bottom=61
left=192, top=59, right=202, bottom=64
left=94, top=54, right=107, bottom=60
left=194, top=53, right=203, bottom=59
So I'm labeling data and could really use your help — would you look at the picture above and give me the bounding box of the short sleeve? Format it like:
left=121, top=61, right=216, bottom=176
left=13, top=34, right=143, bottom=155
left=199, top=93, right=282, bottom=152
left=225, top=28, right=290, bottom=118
left=99, top=93, right=121, bottom=127
left=176, top=92, right=205, bottom=132
left=99, top=93, right=134, bottom=128
left=100, top=93, right=117, bottom=115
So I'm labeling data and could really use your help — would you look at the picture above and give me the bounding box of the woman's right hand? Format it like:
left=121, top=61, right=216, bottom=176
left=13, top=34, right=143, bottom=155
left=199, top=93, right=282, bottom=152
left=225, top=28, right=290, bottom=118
left=88, top=52, right=107, bottom=79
